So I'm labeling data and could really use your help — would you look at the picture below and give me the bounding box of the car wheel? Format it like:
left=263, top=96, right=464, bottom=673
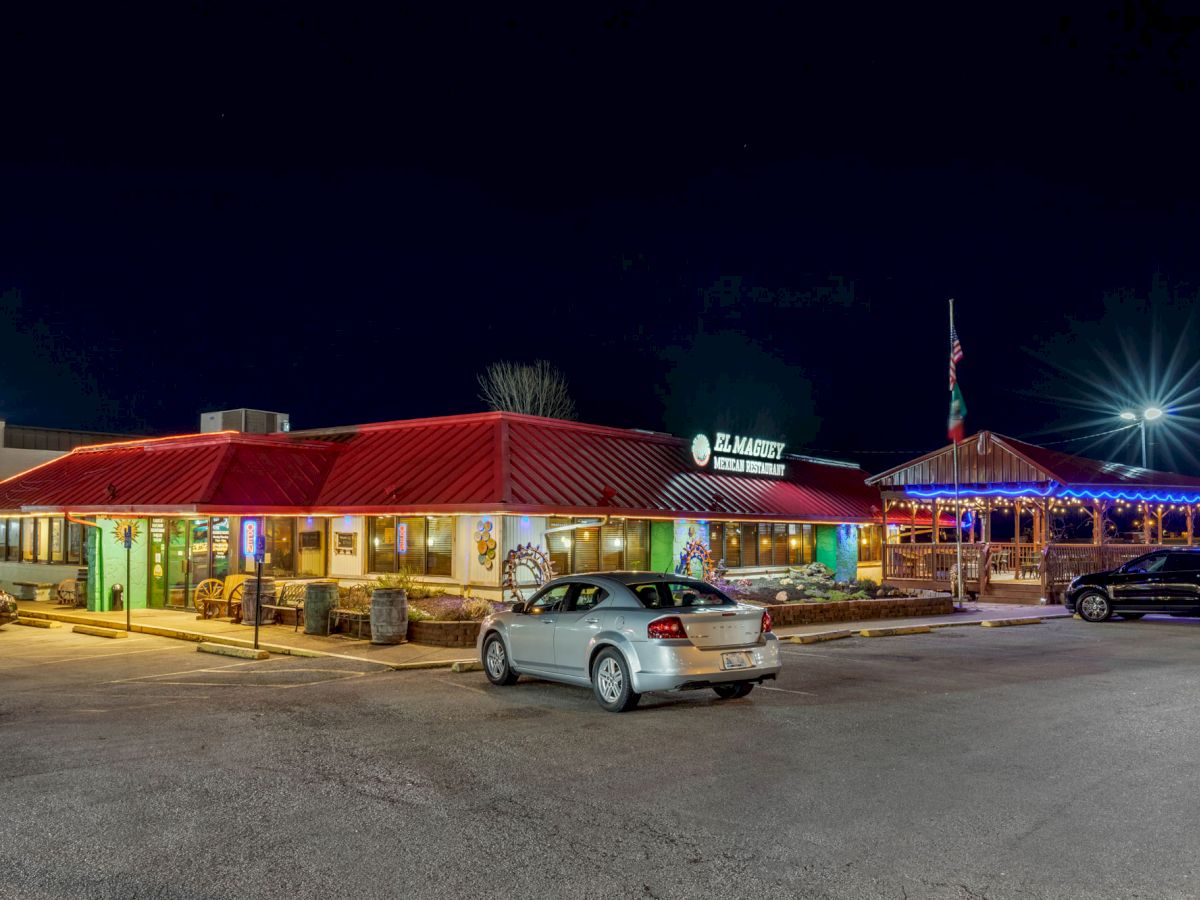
left=712, top=682, right=755, bottom=700
left=1077, top=591, right=1113, bottom=623
left=483, top=633, right=519, bottom=686
left=591, top=648, right=640, bottom=712
left=1121, top=613, right=1145, bottom=621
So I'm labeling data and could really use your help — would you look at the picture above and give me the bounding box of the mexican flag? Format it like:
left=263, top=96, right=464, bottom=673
left=948, top=382, right=967, bottom=442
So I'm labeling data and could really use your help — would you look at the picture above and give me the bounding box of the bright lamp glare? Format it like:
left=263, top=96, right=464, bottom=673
left=1144, top=407, right=1164, bottom=420
left=1119, top=411, right=1137, bottom=421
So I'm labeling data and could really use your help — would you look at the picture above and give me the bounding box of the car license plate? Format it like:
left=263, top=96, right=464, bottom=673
left=722, top=652, right=750, bottom=670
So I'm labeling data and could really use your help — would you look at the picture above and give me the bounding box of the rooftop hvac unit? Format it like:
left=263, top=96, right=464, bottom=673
left=200, top=409, right=291, bottom=434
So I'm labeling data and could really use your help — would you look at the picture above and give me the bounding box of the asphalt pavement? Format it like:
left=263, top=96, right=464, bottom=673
left=3, top=616, right=1200, bottom=899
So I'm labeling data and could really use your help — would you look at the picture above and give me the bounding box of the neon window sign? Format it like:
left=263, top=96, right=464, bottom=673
left=396, top=523, right=408, bottom=553
left=242, top=519, right=260, bottom=558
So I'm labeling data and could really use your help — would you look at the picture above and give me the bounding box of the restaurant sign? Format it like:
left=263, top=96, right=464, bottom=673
left=692, top=431, right=786, bottom=477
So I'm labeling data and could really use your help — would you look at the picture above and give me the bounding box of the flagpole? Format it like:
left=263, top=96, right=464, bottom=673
left=950, top=298, right=964, bottom=608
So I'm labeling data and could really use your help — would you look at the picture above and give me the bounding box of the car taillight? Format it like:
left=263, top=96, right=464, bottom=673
left=761, top=610, right=772, bottom=633
left=647, top=616, right=686, bottom=639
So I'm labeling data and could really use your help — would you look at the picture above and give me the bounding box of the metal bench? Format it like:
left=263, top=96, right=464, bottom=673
left=259, top=582, right=309, bottom=632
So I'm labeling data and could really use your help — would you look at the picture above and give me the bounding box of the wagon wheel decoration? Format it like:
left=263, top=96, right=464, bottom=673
left=502, top=543, right=556, bottom=604
left=193, top=579, right=224, bottom=618
left=676, top=538, right=715, bottom=583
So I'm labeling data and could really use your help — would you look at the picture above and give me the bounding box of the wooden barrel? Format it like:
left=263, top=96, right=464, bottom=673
left=241, top=576, right=277, bottom=625
left=370, top=588, right=408, bottom=644
left=304, top=582, right=339, bottom=636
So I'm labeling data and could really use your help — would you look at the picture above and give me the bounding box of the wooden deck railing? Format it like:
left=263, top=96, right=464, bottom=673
left=985, top=542, right=1042, bottom=580
left=1042, top=544, right=1169, bottom=595
left=883, top=544, right=981, bottom=583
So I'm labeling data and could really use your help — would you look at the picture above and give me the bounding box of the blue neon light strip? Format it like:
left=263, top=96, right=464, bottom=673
left=901, top=485, right=1200, bottom=504
left=904, top=484, right=1057, bottom=498
left=1059, top=488, right=1200, bottom=504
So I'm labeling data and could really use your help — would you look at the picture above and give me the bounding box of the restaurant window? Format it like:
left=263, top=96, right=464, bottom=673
left=36, top=518, right=50, bottom=562
left=546, top=517, right=651, bottom=574
left=265, top=518, right=295, bottom=578
left=859, top=525, right=882, bottom=563
left=67, top=522, right=83, bottom=564
left=49, top=518, right=65, bottom=563
left=22, top=518, right=35, bottom=562
left=367, top=516, right=453, bottom=576
left=709, top=523, right=724, bottom=566
left=624, top=519, right=649, bottom=570
left=724, top=523, right=742, bottom=568
left=787, top=524, right=815, bottom=565
left=296, top=520, right=326, bottom=578
left=739, top=524, right=758, bottom=567
left=772, top=524, right=788, bottom=566
left=426, top=517, right=453, bottom=576
left=6, top=519, right=19, bottom=562
left=757, top=524, right=775, bottom=567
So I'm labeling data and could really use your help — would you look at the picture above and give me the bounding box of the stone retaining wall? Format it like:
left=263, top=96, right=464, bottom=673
left=408, top=619, right=481, bottom=648
left=765, top=595, right=953, bottom=628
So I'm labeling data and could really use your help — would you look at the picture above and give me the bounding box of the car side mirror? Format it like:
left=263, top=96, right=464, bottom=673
left=510, top=601, right=527, bottom=614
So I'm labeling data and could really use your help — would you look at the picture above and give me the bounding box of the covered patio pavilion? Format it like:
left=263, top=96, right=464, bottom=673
left=866, top=431, right=1200, bottom=603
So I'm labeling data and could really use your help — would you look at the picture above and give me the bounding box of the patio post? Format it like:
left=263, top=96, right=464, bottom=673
left=1187, top=506, right=1194, bottom=546
left=1142, top=503, right=1152, bottom=544
left=1155, top=505, right=1165, bottom=544
left=931, top=500, right=940, bottom=544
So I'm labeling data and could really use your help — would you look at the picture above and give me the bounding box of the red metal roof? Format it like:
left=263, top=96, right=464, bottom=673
left=0, top=433, right=337, bottom=514
left=0, top=412, right=879, bottom=522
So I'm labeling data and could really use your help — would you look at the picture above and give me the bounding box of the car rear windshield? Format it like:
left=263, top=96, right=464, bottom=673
left=629, top=582, right=735, bottom=609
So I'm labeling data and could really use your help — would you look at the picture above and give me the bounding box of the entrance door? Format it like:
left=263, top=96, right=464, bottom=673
left=189, top=519, right=212, bottom=587
left=166, top=519, right=190, bottom=608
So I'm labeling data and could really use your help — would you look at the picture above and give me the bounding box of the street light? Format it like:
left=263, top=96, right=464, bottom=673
left=1119, top=407, right=1165, bottom=468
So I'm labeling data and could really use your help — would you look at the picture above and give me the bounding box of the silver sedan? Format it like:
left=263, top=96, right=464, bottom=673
left=476, top=572, right=782, bottom=712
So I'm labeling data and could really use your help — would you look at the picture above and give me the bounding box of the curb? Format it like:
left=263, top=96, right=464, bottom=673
left=199, top=642, right=270, bottom=660
left=980, top=618, right=1043, bottom=628
left=73, top=624, right=128, bottom=639
left=859, top=625, right=932, bottom=638
left=16, top=618, right=61, bottom=628
left=392, top=659, right=476, bottom=671
left=782, top=630, right=853, bottom=645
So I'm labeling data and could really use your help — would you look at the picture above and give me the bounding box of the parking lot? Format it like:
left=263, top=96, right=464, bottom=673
left=3, top=617, right=1200, bottom=899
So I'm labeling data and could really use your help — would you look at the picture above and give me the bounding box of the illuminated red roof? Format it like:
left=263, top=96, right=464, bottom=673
left=0, top=412, right=878, bottom=522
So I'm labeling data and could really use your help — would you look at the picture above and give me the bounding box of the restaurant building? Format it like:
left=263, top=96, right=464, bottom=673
left=0, top=412, right=881, bottom=611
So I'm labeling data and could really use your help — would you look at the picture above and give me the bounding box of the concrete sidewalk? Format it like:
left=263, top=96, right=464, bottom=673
left=14, top=602, right=475, bottom=668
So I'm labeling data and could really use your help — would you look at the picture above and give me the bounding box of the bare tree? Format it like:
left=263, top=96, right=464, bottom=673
left=478, top=360, right=577, bottom=420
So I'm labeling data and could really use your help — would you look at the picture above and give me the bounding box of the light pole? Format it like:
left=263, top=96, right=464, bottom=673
left=1120, top=407, right=1164, bottom=469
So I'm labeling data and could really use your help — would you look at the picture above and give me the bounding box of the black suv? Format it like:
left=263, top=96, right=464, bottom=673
left=1066, top=548, right=1200, bottom=622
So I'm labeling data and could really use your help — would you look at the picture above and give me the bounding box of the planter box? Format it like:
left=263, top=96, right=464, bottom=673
left=765, top=595, right=953, bottom=628
left=407, top=619, right=482, bottom=648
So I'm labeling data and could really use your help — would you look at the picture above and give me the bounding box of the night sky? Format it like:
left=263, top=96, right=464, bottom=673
left=2, top=4, right=1199, bottom=474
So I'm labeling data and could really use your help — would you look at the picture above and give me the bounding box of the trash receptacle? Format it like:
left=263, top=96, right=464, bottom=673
left=370, top=588, right=408, bottom=644
left=304, top=582, right=337, bottom=636
left=110, top=583, right=124, bottom=612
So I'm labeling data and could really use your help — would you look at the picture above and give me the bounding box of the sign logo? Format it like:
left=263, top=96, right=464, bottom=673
left=111, top=519, right=141, bottom=545
left=693, top=431, right=787, bottom=477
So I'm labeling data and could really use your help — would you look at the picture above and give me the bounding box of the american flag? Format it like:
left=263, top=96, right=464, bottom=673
left=949, top=325, right=964, bottom=389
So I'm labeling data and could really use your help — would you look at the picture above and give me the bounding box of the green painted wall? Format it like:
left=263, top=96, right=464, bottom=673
left=90, top=518, right=150, bottom=611
left=815, top=525, right=838, bottom=573
left=649, top=520, right=674, bottom=573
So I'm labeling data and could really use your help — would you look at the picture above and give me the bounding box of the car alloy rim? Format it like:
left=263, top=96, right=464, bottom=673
left=1080, top=595, right=1107, bottom=620
left=486, top=640, right=506, bottom=678
left=596, top=657, right=622, bottom=703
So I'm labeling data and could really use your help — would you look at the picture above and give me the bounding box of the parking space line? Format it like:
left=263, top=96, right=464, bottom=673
left=437, top=677, right=489, bottom=695
left=760, top=685, right=817, bottom=696
left=104, top=659, right=264, bottom=683
left=0, top=643, right=193, bottom=669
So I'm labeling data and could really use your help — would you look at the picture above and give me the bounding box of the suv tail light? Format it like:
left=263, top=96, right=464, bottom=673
left=761, top=610, right=773, bottom=633
left=647, top=616, right=686, bottom=639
